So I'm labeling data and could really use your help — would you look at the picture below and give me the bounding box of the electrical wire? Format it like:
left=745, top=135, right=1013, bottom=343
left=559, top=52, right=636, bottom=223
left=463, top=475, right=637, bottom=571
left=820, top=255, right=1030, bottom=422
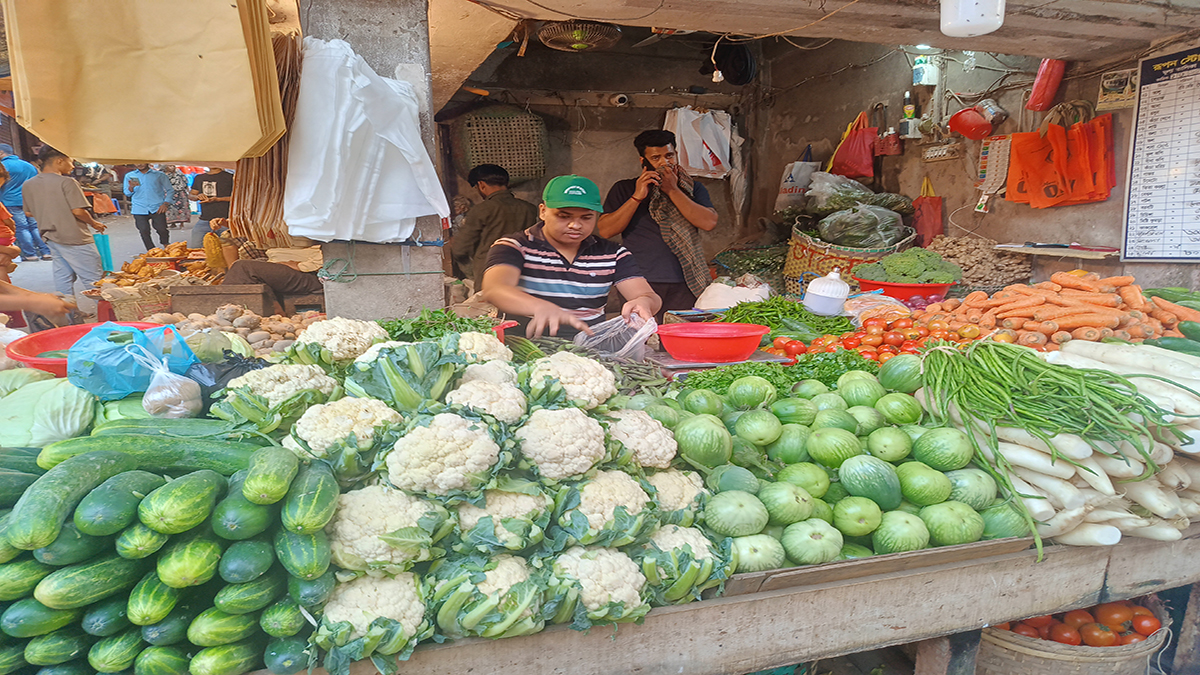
left=781, top=36, right=835, bottom=50
left=485, top=0, right=667, bottom=22
left=716, top=0, right=868, bottom=41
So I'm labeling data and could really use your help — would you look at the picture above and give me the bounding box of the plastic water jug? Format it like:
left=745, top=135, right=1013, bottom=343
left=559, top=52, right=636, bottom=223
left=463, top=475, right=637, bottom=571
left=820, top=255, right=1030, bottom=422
left=802, top=269, right=850, bottom=316
left=940, top=0, right=1005, bottom=37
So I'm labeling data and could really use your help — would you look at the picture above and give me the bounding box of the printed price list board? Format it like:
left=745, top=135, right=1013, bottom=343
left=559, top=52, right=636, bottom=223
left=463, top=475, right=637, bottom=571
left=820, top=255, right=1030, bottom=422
left=1122, top=47, right=1200, bottom=261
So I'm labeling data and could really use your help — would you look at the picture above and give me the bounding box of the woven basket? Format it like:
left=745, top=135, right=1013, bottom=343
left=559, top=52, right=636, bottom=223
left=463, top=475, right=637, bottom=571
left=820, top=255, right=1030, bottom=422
left=782, top=227, right=916, bottom=295
left=108, top=288, right=172, bottom=321
left=976, top=596, right=1170, bottom=675
left=712, top=244, right=788, bottom=296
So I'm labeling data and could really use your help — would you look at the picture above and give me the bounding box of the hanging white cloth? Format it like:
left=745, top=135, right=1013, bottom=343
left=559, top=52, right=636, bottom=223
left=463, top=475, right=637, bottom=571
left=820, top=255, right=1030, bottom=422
left=663, top=106, right=733, bottom=179
left=284, top=37, right=449, bottom=243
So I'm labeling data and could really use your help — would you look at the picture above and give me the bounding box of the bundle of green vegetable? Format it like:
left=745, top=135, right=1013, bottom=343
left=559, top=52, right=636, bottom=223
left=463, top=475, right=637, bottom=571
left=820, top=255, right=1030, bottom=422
left=717, top=297, right=854, bottom=340
left=680, top=349, right=878, bottom=395
left=377, top=308, right=496, bottom=343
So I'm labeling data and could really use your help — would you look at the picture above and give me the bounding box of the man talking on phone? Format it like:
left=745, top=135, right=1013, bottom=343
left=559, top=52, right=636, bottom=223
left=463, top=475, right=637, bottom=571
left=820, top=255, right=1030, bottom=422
left=598, top=130, right=717, bottom=319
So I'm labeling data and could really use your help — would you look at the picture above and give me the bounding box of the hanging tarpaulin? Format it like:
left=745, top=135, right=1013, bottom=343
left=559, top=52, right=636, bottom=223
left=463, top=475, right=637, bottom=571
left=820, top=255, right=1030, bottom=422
left=664, top=106, right=732, bottom=179
left=283, top=38, right=450, bottom=244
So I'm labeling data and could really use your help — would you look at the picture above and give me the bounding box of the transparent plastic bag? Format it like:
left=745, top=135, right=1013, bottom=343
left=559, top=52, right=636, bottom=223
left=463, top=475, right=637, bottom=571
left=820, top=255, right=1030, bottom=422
left=183, top=329, right=233, bottom=363
left=574, top=315, right=658, bottom=362
left=131, top=346, right=203, bottom=418
left=805, top=172, right=875, bottom=216
left=845, top=291, right=911, bottom=326
left=817, top=205, right=904, bottom=248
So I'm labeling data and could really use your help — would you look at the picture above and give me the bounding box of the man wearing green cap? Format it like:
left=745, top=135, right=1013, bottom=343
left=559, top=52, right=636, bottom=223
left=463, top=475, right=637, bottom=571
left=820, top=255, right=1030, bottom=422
left=482, top=175, right=660, bottom=338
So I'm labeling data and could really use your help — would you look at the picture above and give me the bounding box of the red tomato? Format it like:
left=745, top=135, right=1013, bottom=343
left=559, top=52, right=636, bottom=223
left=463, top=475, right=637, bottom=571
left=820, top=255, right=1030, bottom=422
left=1024, top=615, right=1055, bottom=629
left=927, top=319, right=950, bottom=332
left=858, top=351, right=879, bottom=361
left=865, top=324, right=885, bottom=336
left=1094, top=603, right=1134, bottom=632
left=825, top=345, right=839, bottom=353
left=1063, top=610, right=1095, bottom=629
left=994, top=622, right=1011, bottom=631
left=1049, top=623, right=1082, bottom=645
left=883, top=331, right=905, bottom=347
left=784, top=341, right=807, bottom=357
left=891, top=318, right=914, bottom=329
left=852, top=331, right=867, bottom=340
left=1132, top=614, right=1161, bottom=636
left=863, top=317, right=888, bottom=329
left=1080, top=623, right=1118, bottom=647
left=877, top=352, right=895, bottom=364
left=877, top=345, right=898, bottom=355
left=916, top=326, right=931, bottom=337
left=806, top=345, right=825, bottom=354
left=861, top=335, right=884, bottom=347
left=1036, top=622, right=1056, bottom=640
left=1011, top=623, right=1040, bottom=639
left=772, top=337, right=791, bottom=349
left=1130, top=606, right=1153, bottom=617
left=901, top=328, right=922, bottom=341
left=929, top=330, right=951, bottom=341
left=820, top=334, right=841, bottom=346
left=841, top=337, right=862, bottom=349
left=1121, top=632, right=1147, bottom=645
left=958, top=324, right=982, bottom=339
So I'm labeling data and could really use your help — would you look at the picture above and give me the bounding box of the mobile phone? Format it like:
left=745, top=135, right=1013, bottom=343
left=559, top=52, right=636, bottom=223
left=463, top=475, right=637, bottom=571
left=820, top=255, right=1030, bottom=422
left=642, top=159, right=655, bottom=172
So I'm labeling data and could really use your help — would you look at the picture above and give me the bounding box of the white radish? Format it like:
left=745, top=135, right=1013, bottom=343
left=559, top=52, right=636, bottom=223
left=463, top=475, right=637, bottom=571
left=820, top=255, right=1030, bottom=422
left=1054, top=523, right=1122, bottom=546
left=1121, top=479, right=1180, bottom=518
left=1135, top=344, right=1200, bottom=369
left=930, top=395, right=1093, bottom=459
left=1013, top=467, right=1085, bottom=510
left=1044, top=351, right=1200, bottom=416
left=1006, top=473, right=1057, bottom=521
left=1073, top=456, right=1117, bottom=496
left=1037, top=506, right=1090, bottom=537
left=1179, top=498, right=1200, bottom=518
left=1173, top=457, right=1200, bottom=485
left=1084, top=508, right=1138, bottom=523
left=1108, top=516, right=1155, bottom=530
left=1090, top=452, right=1144, bottom=478
left=978, top=442, right=1075, bottom=479
left=1169, top=426, right=1200, bottom=453
left=1156, top=462, right=1192, bottom=491
left=1127, top=522, right=1184, bottom=541
left=1062, top=340, right=1200, bottom=380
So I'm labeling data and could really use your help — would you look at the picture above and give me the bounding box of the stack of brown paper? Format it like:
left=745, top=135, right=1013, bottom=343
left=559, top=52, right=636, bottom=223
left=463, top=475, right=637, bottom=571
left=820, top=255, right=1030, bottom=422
left=3, top=0, right=284, bottom=163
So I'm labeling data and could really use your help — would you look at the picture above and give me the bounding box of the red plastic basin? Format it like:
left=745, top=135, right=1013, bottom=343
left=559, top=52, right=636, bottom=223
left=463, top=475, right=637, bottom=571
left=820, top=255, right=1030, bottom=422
left=853, top=278, right=955, bottom=302
left=5, top=322, right=160, bottom=377
left=657, top=323, right=769, bottom=363
left=493, top=320, right=519, bottom=343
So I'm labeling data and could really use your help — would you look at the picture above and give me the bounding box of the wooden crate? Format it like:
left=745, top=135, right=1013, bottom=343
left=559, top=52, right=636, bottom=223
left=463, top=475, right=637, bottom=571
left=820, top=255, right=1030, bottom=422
left=170, top=284, right=273, bottom=316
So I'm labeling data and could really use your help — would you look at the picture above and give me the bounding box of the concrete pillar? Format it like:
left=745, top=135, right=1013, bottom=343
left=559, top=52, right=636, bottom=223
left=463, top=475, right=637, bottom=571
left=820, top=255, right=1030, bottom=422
left=303, top=0, right=446, bottom=320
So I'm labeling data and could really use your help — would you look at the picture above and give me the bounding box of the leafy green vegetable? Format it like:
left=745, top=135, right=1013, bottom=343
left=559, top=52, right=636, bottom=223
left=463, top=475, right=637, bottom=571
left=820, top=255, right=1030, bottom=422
left=378, top=309, right=495, bottom=342
left=717, top=296, right=854, bottom=336
left=680, top=350, right=878, bottom=395
left=852, top=248, right=962, bottom=284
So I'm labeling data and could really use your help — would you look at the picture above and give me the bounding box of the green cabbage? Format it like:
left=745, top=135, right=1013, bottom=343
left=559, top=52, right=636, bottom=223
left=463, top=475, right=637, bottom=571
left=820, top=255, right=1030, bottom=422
left=0, top=378, right=95, bottom=447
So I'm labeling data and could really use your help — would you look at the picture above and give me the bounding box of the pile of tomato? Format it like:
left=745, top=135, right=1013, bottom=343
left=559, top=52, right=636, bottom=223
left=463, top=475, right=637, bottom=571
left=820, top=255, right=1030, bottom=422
left=763, top=316, right=986, bottom=364
left=997, top=600, right=1163, bottom=647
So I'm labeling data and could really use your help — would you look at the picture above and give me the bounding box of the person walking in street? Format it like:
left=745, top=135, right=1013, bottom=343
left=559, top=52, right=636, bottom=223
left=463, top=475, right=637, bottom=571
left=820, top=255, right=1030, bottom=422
left=188, top=167, right=234, bottom=247
left=451, top=164, right=537, bottom=293
left=124, top=163, right=172, bottom=250
left=163, top=165, right=192, bottom=230
left=598, top=130, right=718, bottom=320
left=21, top=146, right=107, bottom=308
left=0, top=143, right=52, bottom=262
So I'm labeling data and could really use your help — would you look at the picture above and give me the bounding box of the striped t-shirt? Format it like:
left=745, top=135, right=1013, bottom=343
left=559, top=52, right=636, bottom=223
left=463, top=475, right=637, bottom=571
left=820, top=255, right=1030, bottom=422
left=485, top=223, right=644, bottom=325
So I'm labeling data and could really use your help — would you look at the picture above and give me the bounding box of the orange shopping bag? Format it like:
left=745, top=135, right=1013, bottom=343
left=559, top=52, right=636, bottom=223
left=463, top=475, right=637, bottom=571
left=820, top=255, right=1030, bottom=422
left=828, top=112, right=877, bottom=179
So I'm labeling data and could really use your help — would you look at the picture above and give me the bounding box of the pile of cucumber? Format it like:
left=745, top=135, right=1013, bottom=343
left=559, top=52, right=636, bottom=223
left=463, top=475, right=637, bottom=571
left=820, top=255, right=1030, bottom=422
left=0, top=423, right=338, bottom=675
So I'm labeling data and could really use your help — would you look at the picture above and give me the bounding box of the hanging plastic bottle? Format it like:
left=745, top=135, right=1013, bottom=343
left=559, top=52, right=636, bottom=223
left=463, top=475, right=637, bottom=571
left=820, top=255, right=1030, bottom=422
left=940, top=0, right=1006, bottom=37
left=802, top=269, right=851, bottom=316
left=1027, top=59, right=1067, bottom=111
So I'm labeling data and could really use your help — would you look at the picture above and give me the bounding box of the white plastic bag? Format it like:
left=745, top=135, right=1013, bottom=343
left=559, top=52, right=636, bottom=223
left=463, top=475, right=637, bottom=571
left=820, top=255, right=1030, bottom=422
left=130, top=346, right=202, bottom=418
left=773, top=146, right=820, bottom=212
left=664, top=106, right=732, bottom=178
left=574, top=315, right=658, bottom=363
left=0, top=324, right=28, bottom=371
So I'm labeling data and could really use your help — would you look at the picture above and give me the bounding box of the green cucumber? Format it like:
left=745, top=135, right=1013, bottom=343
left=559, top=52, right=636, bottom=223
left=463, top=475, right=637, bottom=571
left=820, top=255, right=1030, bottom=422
left=217, top=540, right=274, bottom=584
left=75, top=472, right=167, bottom=537
left=156, top=531, right=223, bottom=589
left=0, top=643, right=24, bottom=675
left=34, top=523, right=112, bottom=566
left=187, top=609, right=258, bottom=647
left=214, top=572, right=285, bottom=615
left=272, top=531, right=329, bottom=582
left=1, top=598, right=83, bottom=637
left=0, top=514, right=22, bottom=564
left=138, top=471, right=226, bottom=535
left=258, top=600, right=304, bottom=638
left=91, top=419, right=255, bottom=440
left=82, top=597, right=131, bottom=638
left=140, top=603, right=203, bottom=647
left=34, top=555, right=148, bottom=610
left=211, top=472, right=274, bottom=542
left=1147, top=336, right=1200, bottom=356
left=25, top=628, right=92, bottom=666
left=115, top=526, right=169, bottom=561
left=0, top=470, right=40, bottom=508
left=126, top=573, right=180, bottom=627
left=0, top=447, right=45, bottom=475
left=87, top=627, right=144, bottom=673
left=0, top=557, right=56, bottom=601
left=264, top=637, right=308, bottom=675
left=280, top=464, right=337, bottom=535
left=37, top=660, right=96, bottom=675
left=132, top=645, right=189, bottom=675
left=8, top=451, right=139, bottom=550
left=286, top=570, right=335, bottom=608
left=188, top=640, right=263, bottom=675
left=242, top=448, right=298, bottom=506
left=1178, top=321, right=1200, bottom=343
left=37, top=437, right=257, bottom=476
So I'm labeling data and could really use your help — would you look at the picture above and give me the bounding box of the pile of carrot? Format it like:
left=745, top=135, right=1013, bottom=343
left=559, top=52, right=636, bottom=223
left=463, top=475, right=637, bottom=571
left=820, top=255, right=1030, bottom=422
left=911, top=271, right=1187, bottom=351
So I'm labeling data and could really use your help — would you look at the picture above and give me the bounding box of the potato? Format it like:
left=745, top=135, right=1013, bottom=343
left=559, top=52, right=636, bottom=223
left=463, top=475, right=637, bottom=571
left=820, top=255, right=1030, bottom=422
left=247, top=331, right=271, bottom=344
left=273, top=339, right=295, bottom=351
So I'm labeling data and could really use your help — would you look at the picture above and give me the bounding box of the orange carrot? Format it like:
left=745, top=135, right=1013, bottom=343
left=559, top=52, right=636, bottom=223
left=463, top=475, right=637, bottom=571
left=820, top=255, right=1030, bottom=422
left=1058, top=290, right=1121, bottom=307
left=1097, top=276, right=1135, bottom=288
left=962, top=291, right=989, bottom=308
left=997, top=307, right=1043, bottom=319
left=1051, top=314, right=1121, bottom=330
left=1150, top=309, right=1179, bottom=327
left=1004, top=284, right=1030, bottom=292
left=965, top=308, right=983, bottom=324
left=1113, top=330, right=1132, bottom=341
left=1034, top=282, right=1063, bottom=292
left=1023, top=321, right=1057, bottom=336
left=925, top=303, right=943, bottom=313
left=1043, top=342, right=1061, bottom=352
left=1010, top=286, right=1060, bottom=300
left=993, top=290, right=1020, bottom=300
left=942, top=298, right=962, bottom=311
left=1051, top=272, right=1101, bottom=292
left=1099, top=328, right=1114, bottom=339
left=1081, top=272, right=1102, bottom=282
left=993, top=296, right=1046, bottom=313
left=979, top=310, right=998, bottom=330
left=1033, top=304, right=1125, bottom=322
left=1001, top=317, right=1026, bottom=330
left=1017, top=331, right=1048, bottom=347
left=1071, top=326, right=1102, bottom=341
left=993, top=329, right=1018, bottom=342
left=1165, top=328, right=1185, bottom=338
left=1114, top=285, right=1142, bottom=308
left=1050, top=331, right=1073, bottom=344
left=948, top=320, right=965, bottom=331
left=1144, top=296, right=1200, bottom=323
left=1125, top=323, right=1149, bottom=339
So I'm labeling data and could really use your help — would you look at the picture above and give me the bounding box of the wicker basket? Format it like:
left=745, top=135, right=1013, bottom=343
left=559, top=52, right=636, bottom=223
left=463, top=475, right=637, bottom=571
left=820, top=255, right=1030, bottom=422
left=108, top=288, right=172, bottom=321
left=712, top=244, right=788, bottom=296
left=782, top=226, right=916, bottom=295
left=976, top=596, right=1170, bottom=675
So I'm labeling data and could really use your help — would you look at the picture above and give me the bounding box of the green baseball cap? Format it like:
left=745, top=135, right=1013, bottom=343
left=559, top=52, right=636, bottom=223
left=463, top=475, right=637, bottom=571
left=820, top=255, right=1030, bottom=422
left=542, top=175, right=603, bottom=212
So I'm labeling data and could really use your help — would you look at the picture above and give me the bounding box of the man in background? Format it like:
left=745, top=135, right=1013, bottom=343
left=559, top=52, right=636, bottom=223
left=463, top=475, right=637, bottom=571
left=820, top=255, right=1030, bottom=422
left=123, top=163, right=172, bottom=250
left=21, top=146, right=107, bottom=310
left=188, top=167, right=234, bottom=248
left=0, top=144, right=52, bottom=262
left=451, top=164, right=537, bottom=292
left=598, top=130, right=718, bottom=319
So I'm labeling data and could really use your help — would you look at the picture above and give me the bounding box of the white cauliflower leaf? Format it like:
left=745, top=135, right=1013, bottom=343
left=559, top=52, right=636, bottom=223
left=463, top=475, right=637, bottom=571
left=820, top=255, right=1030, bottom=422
left=454, top=477, right=554, bottom=553
left=344, top=338, right=463, bottom=411
left=636, top=525, right=734, bottom=605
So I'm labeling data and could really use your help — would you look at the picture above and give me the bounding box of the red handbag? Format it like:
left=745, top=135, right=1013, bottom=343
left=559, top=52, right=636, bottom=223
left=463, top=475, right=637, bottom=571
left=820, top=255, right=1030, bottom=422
left=828, top=112, right=877, bottom=178
left=912, top=178, right=943, bottom=246
left=873, top=104, right=902, bottom=157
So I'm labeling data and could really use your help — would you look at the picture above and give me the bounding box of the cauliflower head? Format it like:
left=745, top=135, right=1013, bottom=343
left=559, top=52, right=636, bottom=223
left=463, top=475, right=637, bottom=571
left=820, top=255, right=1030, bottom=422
left=289, top=396, right=402, bottom=456
left=637, top=525, right=732, bottom=605
left=460, top=360, right=518, bottom=387
left=648, top=525, right=716, bottom=562
left=457, top=331, right=513, bottom=363
left=546, top=546, right=649, bottom=627
left=225, top=364, right=337, bottom=407
left=476, top=553, right=532, bottom=597
left=385, top=413, right=503, bottom=497
left=445, top=380, right=527, bottom=424
left=529, top=352, right=616, bottom=409
left=326, top=484, right=451, bottom=572
left=456, top=486, right=553, bottom=552
left=298, top=317, right=389, bottom=362
left=355, top=340, right=413, bottom=364
left=576, top=470, right=651, bottom=530
left=646, top=469, right=706, bottom=513
left=321, top=572, right=427, bottom=641
left=514, top=407, right=606, bottom=481
left=555, top=470, right=657, bottom=548
left=428, top=553, right=545, bottom=639
left=608, top=409, right=677, bottom=469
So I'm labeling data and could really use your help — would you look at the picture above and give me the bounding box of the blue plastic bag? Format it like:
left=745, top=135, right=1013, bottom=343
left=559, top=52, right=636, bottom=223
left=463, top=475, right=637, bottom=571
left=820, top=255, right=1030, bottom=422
left=67, top=322, right=199, bottom=401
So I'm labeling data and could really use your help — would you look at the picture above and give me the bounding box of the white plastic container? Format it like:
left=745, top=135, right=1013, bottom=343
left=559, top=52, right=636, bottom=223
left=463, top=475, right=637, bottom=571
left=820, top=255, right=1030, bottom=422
left=940, top=0, right=1005, bottom=37
left=802, top=269, right=851, bottom=316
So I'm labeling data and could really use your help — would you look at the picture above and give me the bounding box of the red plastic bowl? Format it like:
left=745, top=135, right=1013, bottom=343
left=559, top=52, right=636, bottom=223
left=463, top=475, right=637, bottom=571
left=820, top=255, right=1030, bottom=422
left=854, top=278, right=955, bottom=302
left=5, top=322, right=160, bottom=377
left=657, top=323, right=769, bottom=363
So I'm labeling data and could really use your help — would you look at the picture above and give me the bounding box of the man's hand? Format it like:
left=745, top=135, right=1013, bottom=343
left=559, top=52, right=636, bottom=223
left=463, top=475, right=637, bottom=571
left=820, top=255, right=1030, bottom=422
left=156, top=204, right=168, bottom=215
left=27, top=293, right=74, bottom=321
left=631, top=168, right=660, bottom=202
left=621, top=296, right=656, bottom=323
left=91, top=222, right=107, bottom=233
left=658, top=164, right=682, bottom=195
left=196, top=194, right=210, bottom=203
left=527, top=305, right=593, bottom=339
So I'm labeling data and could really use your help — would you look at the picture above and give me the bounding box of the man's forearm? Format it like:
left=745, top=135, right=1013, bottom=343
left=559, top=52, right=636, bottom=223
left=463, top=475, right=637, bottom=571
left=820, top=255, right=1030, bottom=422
left=597, top=200, right=639, bottom=238
left=483, top=283, right=557, bottom=318
left=72, top=209, right=102, bottom=229
left=667, top=191, right=718, bottom=231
